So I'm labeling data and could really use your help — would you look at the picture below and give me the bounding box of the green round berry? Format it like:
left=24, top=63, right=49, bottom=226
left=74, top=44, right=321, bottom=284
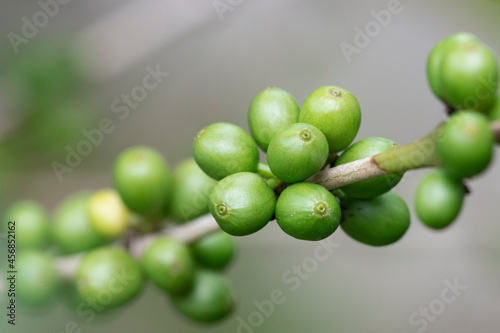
left=191, top=231, right=235, bottom=270
left=53, top=193, right=106, bottom=254
left=142, top=237, right=194, bottom=294
left=415, top=169, right=465, bottom=229
left=248, top=87, right=300, bottom=152
left=438, top=110, right=494, bottom=178
left=170, top=270, right=233, bottom=323
left=335, top=137, right=403, bottom=199
left=487, top=94, right=500, bottom=121
left=209, top=172, right=276, bottom=236
left=17, top=250, right=60, bottom=308
left=194, top=123, right=259, bottom=180
left=440, top=42, right=498, bottom=112
left=87, top=189, right=130, bottom=238
left=3, top=201, right=50, bottom=249
left=427, top=33, right=480, bottom=100
left=275, top=183, right=341, bottom=241
left=340, top=191, right=410, bottom=246
left=75, top=247, right=144, bottom=312
left=114, top=146, right=171, bottom=219
left=267, top=123, right=329, bottom=183
left=299, top=86, right=361, bottom=153
left=169, top=159, right=218, bottom=223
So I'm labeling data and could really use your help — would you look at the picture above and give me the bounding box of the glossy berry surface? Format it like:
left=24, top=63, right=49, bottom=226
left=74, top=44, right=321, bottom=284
left=114, top=146, right=171, bottom=219
left=275, top=183, right=341, bottom=241
left=17, top=251, right=60, bottom=308
left=191, top=231, right=235, bottom=270
left=87, top=189, right=130, bottom=238
left=335, top=137, right=403, bottom=199
left=438, top=110, right=493, bottom=178
left=53, top=192, right=105, bottom=254
left=142, top=237, right=195, bottom=294
left=415, top=169, right=465, bottom=229
left=169, top=158, right=218, bottom=223
left=299, top=86, right=361, bottom=153
left=75, top=247, right=144, bottom=311
left=248, top=87, right=300, bottom=152
left=340, top=191, right=410, bottom=246
left=209, top=172, right=276, bottom=236
left=267, top=123, right=329, bottom=183
left=3, top=201, right=50, bottom=249
left=193, top=122, right=259, bottom=180
left=170, top=270, right=233, bottom=323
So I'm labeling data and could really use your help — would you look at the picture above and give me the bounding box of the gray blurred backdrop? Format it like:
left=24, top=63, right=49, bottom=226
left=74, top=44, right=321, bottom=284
left=1, top=0, right=500, bottom=332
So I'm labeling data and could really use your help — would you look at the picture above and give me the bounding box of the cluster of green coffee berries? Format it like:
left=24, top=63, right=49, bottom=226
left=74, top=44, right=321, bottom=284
left=416, top=33, right=499, bottom=229
left=3, top=32, right=500, bottom=325
left=5, top=152, right=236, bottom=323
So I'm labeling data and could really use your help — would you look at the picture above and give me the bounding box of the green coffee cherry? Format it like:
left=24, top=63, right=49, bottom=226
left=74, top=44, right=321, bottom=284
left=340, top=191, right=410, bottom=246
left=142, top=237, right=195, bottom=294
left=169, top=159, right=218, bottom=223
left=487, top=94, right=500, bottom=121
left=3, top=201, right=50, bottom=249
left=191, top=231, right=235, bottom=270
left=170, top=270, right=233, bottom=323
left=415, top=169, right=465, bottom=229
left=427, top=33, right=480, bottom=100
left=440, top=42, right=498, bottom=112
left=299, top=86, right=361, bottom=153
left=267, top=123, right=329, bottom=183
left=209, top=172, right=276, bottom=236
left=53, top=193, right=105, bottom=254
left=335, top=137, right=403, bottom=199
left=17, top=250, right=60, bottom=308
left=194, top=122, right=259, bottom=180
left=438, top=111, right=493, bottom=178
left=75, top=247, right=144, bottom=312
left=87, top=189, right=130, bottom=238
left=275, top=183, right=341, bottom=241
left=248, top=87, right=300, bottom=151
left=114, top=146, right=171, bottom=219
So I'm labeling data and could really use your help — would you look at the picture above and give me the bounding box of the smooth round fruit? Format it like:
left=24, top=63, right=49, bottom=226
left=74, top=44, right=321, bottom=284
left=193, top=122, right=259, bottom=180
left=275, top=183, right=341, bottom=241
left=487, top=94, right=500, bottom=121
left=340, top=191, right=410, bottom=246
left=169, top=159, right=218, bottom=223
left=114, top=146, right=171, bottom=219
left=335, top=137, right=403, bottom=199
left=267, top=123, right=329, bottom=183
left=75, top=247, right=144, bottom=311
left=17, top=250, right=60, bottom=307
left=3, top=201, right=50, bottom=248
left=299, top=86, right=361, bottom=153
left=87, top=189, right=130, bottom=238
left=209, top=172, right=276, bottom=236
left=427, top=33, right=480, bottom=100
left=438, top=110, right=493, bottom=178
left=191, top=231, right=235, bottom=270
left=170, top=270, right=233, bottom=323
left=53, top=193, right=105, bottom=254
left=415, top=169, right=465, bottom=229
left=142, top=237, right=195, bottom=294
left=441, top=42, right=498, bottom=112
left=248, top=87, right=300, bottom=151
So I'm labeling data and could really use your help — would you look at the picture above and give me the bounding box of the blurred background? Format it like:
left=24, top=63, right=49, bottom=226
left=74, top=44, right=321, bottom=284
left=1, top=0, right=500, bottom=332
